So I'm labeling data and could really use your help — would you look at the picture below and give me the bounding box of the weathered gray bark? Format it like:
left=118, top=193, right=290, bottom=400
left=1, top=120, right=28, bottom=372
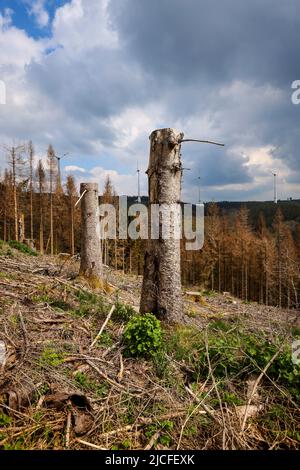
left=79, top=183, right=102, bottom=283
left=140, top=128, right=184, bottom=321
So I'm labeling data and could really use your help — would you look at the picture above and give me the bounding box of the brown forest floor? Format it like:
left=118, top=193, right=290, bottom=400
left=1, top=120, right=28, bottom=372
left=0, top=246, right=299, bottom=450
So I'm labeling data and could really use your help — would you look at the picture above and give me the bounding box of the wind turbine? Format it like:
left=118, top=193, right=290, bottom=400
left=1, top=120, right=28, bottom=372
left=197, top=176, right=202, bottom=204
left=272, top=172, right=278, bottom=204
left=55, top=152, right=69, bottom=187
left=136, top=162, right=141, bottom=203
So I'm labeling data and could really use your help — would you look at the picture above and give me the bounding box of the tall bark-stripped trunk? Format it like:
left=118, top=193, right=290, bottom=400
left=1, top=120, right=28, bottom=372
left=18, top=213, right=25, bottom=243
left=79, top=183, right=102, bottom=283
left=50, top=189, right=54, bottom=255
left=114, top=238, right=117, bottom=270
left=70, top=196, right=75, bottom=256
left=11, top=148, right=19, bottom=242
left=265, top=244, right=269, bottom=305
left=29, top=142, right=34, bottom=241
left=140, top=128, right=183, bottom=321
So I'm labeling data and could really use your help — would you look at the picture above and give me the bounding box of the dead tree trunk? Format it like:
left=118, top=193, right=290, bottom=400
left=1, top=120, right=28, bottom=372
left=140, top=128, right=184, bottom=321
left=79, top=183, right=102, bottom=285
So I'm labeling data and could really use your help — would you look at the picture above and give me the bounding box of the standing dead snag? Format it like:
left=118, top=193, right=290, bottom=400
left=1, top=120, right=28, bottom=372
left=140, top=128, right=184, bottom=321
left=79, top=183, right=102, bottom=286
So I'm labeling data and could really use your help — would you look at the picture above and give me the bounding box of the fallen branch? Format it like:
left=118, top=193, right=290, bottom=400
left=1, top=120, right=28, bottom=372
left=86, top=360, right=127, bottom=391
left=241, top=347, right=282, bottom=431
left=65, top=410, right=72, bottom=448
left=144, top=431, right=160, bottom=450
left=75, top=438, right=107, bottom=450
left=118, top=353, right=124, bottom=382
left=89, top=305, right=115, bottom=350
left=19, top=311, right=28, bottom=350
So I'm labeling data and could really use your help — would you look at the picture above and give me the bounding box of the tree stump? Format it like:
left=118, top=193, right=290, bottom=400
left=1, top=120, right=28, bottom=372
left=79, top=183, right=102, bottom=286
left=140, top=128, right=184, bottom=321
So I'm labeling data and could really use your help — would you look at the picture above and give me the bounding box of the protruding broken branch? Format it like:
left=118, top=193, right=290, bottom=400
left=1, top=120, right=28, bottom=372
left=180, top=139, right=225, bottom=147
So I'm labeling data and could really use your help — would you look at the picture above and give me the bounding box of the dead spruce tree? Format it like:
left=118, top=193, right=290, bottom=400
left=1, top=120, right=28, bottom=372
left=140, top=128, right=184, bottom=321
left=79, top=183, right=102, bottom=286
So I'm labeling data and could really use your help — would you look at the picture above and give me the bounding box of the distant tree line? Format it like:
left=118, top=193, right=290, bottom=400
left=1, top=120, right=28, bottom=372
left=0, top=143, right=80, bottom=255
left=0, top=142, right=299, bottom=309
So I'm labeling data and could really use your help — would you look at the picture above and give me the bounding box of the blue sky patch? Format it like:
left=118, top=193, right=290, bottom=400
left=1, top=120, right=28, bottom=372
left=0, top=0, right=70, bottom=38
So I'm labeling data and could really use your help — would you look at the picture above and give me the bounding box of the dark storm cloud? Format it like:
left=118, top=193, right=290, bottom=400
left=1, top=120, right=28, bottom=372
left=1, top=0, right=299, bottom=200
left=106, top=0, right=300, bottom=198
left=109, top=0, right=300, bottom=88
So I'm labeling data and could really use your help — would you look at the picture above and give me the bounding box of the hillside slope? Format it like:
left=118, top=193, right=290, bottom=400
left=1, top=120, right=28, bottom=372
left=0, top=246, right=299, bottom=450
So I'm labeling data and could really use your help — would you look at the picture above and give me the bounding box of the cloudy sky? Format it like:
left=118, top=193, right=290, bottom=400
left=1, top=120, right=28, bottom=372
left=0, top=0, right=300, bottom=202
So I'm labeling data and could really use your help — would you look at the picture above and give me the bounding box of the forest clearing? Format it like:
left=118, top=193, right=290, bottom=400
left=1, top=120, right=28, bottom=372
left=0, top=244, right=299, bottom=450
left=1, top=0, right=300, bottom=462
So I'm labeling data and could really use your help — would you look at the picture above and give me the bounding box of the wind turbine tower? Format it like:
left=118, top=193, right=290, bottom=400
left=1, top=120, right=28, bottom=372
left=197, top=176, right=201, bottom=204
left=137, top=163, right=141, bottom=203
left=273, top=172, right=278, bottom=204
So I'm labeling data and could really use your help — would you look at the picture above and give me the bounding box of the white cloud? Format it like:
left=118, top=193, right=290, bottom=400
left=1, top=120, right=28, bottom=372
left=64, top=165, right=86, bottom=173
left=26, top=0, right=50, bottom=28
left=88, top=166, right=139, bottom=195
left=52, top=0, right=118, bottom=54
left=0, top=11, right=44, bottom=69
left=0, top=1, right=299, bottom=203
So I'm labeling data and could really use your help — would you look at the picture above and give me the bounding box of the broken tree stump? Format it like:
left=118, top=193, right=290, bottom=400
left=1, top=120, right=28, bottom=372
left=140, top=128, right=184, bottom=321
left=79, top=183, right=102, bottom=286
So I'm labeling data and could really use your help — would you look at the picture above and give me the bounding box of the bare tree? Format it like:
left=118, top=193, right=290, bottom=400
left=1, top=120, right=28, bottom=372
left=47, top=144, right=57, bottom=255
left=28, top=141, right=34, bottom=241
left=6, top=145, right=26, bottom=241
left=36, top=160, right=46, bottom=254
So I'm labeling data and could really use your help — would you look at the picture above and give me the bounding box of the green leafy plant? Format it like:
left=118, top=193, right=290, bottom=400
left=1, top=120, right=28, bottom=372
left=6, top=248, right=13, bottom=257
left=74, top=372, right=109, bottom=397
left=112, top=301, right=136, bottom=323
left=40, top=347, right=64, bottom=367
left=72, top=290, right=106, bottom=317
left=0, top=413, right=12, bottom=426
left=145, top=420, right=174, bottom=447
left=97, top=331, right=113, bottom=347
left=8, top=240, right=37, bottom=256
left=123, top=313, right=162, bottom=357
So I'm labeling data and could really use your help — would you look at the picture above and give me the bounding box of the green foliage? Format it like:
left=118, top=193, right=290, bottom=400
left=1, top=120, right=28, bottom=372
left=97, top=331, right=113, bottom=347
left=152, top=349, right=170, bottom=379
left=123, top=313, right=162, bottom=358
left=112, top=301, right=136, bottom=323
left=32, top=294, right=71, bottom=312
left=0, top=413, right=12, bottom=426
left=145, top=420, right=174, bottom=447
left=221, top=391, right=244, bottom=406
left=202, top=290, right=216, bottom=297
left=165, top=325, right=202, bottom=362
left=74, top=372, right=109, bottom=397
left=40, top=347, right=64, bottom=367
left=292, top=326, right=300, bottom=337
left=49, top=299, right=72, bottom=311
left=37, top=383, right=50, bottom=397
left=166, top=325, right=300, bottom=401
left=32, top=294, right=51, bottom=303
left=76, top=290, right=98, bottom=303
left=3, top=438, right=25, bottom=450
left=72, top=290, right=106, bottom=317
left=185, top=309, right=198, bottom=318
left=8, top=240, right=37, bottom=256
left=209, top=319, right=233, bottom=332
left=259, top=403, right=300, bottom=445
